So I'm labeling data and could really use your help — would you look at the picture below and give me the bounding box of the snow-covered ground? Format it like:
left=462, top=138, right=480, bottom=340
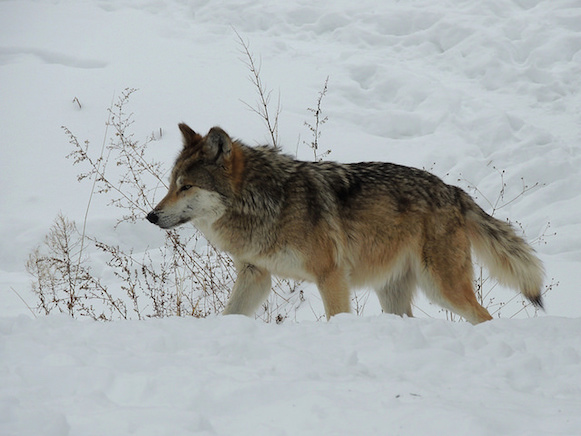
left=3, top=314, right=581, bottom=436
left=1, top=0, right=581, bottom=434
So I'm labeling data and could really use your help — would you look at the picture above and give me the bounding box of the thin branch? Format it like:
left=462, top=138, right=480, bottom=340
left=234, top=29, right=280, bottom=148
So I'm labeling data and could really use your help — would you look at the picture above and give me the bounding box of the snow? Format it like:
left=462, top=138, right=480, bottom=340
left=1, top=0, right=581, bottom=434
left=3, top=314, right=581, bottom=436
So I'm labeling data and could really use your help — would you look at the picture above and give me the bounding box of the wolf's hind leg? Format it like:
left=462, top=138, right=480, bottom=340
left=420, top=233, right=493, bottom=324
left=421, top=273, right=493, bottom=324
left=223, top=264, right=272, bottom=316
left=375, top=267, right=415, bottom=317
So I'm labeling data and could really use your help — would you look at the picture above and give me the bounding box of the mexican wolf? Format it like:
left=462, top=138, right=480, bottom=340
left=147, top=124, right=544, bottom=323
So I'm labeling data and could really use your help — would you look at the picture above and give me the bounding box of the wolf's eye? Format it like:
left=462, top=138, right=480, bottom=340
left=179, top=185, right=193, bottom=192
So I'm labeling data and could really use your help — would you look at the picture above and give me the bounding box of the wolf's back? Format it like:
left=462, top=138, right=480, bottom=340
left=459, top=189, right=545, bottom=308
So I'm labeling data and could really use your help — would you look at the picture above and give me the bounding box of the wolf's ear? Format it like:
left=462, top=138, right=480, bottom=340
left=204, top=127, right=232, bottom=163
left=178, top=123, right=203, bottom=149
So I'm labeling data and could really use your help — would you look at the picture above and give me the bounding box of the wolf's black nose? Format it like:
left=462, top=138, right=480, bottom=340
left=146, top=211, right=159, bottom=224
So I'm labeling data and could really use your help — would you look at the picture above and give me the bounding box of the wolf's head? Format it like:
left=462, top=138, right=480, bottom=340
left=146, top=124, right=243, bottom=229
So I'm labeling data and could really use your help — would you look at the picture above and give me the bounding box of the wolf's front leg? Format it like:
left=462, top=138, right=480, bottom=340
left=316, top=268, right=352, bottom=320
left=223, top=263, right=272, bottom=316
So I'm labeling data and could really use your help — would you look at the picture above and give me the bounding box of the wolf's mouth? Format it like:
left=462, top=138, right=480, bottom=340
left=146, top=211, right=191, bottom=229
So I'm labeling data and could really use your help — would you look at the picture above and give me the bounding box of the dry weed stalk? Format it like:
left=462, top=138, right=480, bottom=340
left=28, top=89, right=237, bottom=320
left=304, top=76, right=331, bottom=162
left=235, top=30, right=280, bottom=148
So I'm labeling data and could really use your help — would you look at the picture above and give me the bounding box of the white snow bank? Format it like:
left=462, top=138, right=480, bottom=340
left=1, top=314, right=580, bottom=436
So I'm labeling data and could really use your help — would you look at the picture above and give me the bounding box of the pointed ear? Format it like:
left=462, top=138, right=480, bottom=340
left=203, top=127, right=232, bottom=162
left=178, top=123, right=203, bottom=149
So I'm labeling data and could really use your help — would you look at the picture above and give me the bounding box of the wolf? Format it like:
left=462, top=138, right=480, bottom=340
left=146, top=124, right=544, bottom=324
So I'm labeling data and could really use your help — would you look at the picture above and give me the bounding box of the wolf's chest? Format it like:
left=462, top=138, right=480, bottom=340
left=248, top=248, right=313, bottom=282
left=199, top=215, right=313, bottom=281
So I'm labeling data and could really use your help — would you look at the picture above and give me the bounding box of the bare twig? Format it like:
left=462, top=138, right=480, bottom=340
left=234, top=29, right=280, bottom=148
left=304, top=76, right=331, bottom=161
left=9, top=287, right=37, bottom=318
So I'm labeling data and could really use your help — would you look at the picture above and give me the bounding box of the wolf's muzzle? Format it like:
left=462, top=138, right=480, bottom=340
left=146, top=211, right=159, bottom=225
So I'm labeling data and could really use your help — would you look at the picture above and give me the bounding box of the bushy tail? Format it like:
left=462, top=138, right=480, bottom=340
left=460, top=190, right=545, bottom=308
